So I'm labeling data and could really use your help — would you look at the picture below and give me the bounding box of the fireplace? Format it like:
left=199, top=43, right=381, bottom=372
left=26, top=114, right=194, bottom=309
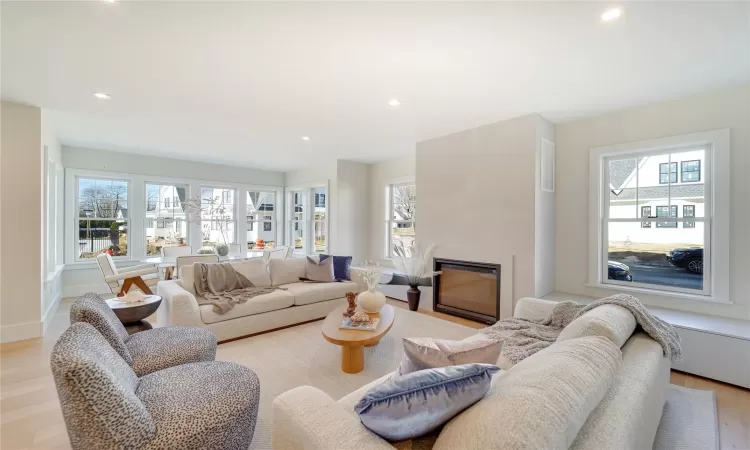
left=433, top=258, right=501, bottom=325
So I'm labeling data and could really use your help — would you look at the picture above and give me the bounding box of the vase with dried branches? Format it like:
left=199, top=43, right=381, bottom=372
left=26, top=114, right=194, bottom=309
left=392, top=242, right=437, bottom=311
left=184, top=194, right=232, bottom=256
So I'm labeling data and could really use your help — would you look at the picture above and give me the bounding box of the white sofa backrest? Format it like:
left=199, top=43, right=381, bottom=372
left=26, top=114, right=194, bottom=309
left=269, top=258, right=307, bottom=286
left=178, top=257, right=272, bottom=295
left=557, top=304, right=636, bottom=348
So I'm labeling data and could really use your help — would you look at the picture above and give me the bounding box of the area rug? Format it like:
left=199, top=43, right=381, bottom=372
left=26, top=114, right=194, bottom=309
left=653, top=384, right=719, bottom=450
left=216, top=307, right=478, bottom=450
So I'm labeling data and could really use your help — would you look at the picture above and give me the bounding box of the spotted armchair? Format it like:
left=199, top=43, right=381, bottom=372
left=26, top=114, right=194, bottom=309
left=51, top=322, right=260, bottom=450
left=70, top=292, right=217, bottom=376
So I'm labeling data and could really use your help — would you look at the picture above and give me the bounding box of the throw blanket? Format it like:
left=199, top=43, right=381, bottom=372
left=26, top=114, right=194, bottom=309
left=480, top=294, right=682, bottom=366
left=194, top=262, right=283, bottom=314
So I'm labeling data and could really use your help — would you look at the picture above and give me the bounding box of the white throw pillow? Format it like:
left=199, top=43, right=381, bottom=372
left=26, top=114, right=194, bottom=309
left=231, top=258, right=272, bottom=287
left=269, top=258, right=307, bottom=286
left=434, top=336, right=622, bottom=450
left=399, top=337, right=503, bottom=375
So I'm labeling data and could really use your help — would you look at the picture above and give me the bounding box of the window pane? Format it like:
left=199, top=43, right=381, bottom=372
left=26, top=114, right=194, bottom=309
left=607, top=221, right=703, bottom=291
left=78, top=220, right=128, bottom=259
left=201, top=220, right=236, bottom=245
left=314, top=220, right=326, bottom=253
left=391, top=221, right=415, bottom=256
left=608, top=158, right=638, bottom=218
left=290, top=222, right=304, bottom=250
left=146, top=183, right=188, bottom=255
left=392, top=183, right=416, bottom=221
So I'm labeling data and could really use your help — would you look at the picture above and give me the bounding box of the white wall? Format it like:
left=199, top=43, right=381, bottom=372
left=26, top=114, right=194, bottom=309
left=367, top=155, right=415, bottom=263
left=416, top=114, right=539, bottom=315
left=1, top=101, right=44, bottom=342
left=41, top=109, right=64, bottom=332
left=556, top=84, right=750, bottom=320
left=63, top=146, right=284, bottom=186
left=333, top=160, right=369, bottom=262
left=534, top=115, right=556, bottom=298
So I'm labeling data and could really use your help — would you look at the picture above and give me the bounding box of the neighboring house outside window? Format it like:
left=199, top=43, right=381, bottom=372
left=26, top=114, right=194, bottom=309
left=145, top=183, right=188, bottom=255
left=201, top=187, right=236, bottom=245
left=681, top=160, right=701, bottom=182
left=76, top=177, right=129, bottom=259
left=590, top=129, right=728, bottom=300
left=247, top=191, right=276, bottom=249
left=388, top=182, right=416, bottom=257
left=287, top=186, right=327, bottom=254
left=659, top=162, right=677, bottom=184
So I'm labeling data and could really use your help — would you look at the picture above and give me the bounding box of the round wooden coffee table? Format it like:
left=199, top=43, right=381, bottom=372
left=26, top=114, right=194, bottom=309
left=322, top=304, right=395, bottom=374
left=106, top=295, right=162, bottom=334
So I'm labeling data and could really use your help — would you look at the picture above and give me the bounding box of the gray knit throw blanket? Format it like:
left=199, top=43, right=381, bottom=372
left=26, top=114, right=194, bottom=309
left=480, top=294, right=682, bottom=366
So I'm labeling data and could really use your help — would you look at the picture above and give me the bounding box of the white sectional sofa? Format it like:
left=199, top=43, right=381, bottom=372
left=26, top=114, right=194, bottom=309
left=157, top=258, right=364, bottom=341
left=273, top=297, right=671, bottom=450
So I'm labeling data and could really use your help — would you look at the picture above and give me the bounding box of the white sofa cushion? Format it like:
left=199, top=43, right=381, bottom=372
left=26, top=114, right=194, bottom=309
left=269, top=258, right=307, bottom=286
left=557, top=304, right=636, bottom=348
left=283, top=281, right=355, bottom=306
left=179, top=265, right=196, bottom=295
left=199, top=290, right=295, bottom=324
left=434, top=336, right=622, bottom=450
left=231, top=258, right=272, bottom=287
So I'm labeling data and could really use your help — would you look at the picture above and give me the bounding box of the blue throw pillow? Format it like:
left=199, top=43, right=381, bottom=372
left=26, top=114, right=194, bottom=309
left=319, top=254, right=352, bottom=280
left=354, top=363, right=500, bottom=441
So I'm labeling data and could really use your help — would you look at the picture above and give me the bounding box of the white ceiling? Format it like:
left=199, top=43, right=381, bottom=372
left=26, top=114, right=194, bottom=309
left=2, top=1, right=748, bottom=172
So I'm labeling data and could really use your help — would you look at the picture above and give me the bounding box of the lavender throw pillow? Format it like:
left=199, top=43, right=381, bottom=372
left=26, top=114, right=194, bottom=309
left=305, top=256, right=335, bottom=282
left=320, top=254, right=352, bottom=280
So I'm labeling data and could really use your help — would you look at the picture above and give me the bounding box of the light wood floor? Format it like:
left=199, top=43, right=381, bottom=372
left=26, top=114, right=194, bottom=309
left=1, top=298, right=748, bottom=449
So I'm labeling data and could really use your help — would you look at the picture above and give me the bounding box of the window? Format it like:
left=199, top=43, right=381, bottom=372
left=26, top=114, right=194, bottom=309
left=388, top=182, right=416, bottom=257
left=655, top=205, right=678, bottom=228
left=287, top=186, right=327, bottom=254
left=681, top=160, right=701, bottom=182
left=641, top=206, right=651, bottom=228
left=589, top=129, right=731, bottom=300
left=659, top=162, right=677, bottom=184
left=200, top=187, right=236, bottom=246
left=683, top=205, right=695, bottom=228
left=145, top=183, right=188, bottom=255
left=247, top=191, right=276, bottom=249
left=77, top=178, right=129, bottom=259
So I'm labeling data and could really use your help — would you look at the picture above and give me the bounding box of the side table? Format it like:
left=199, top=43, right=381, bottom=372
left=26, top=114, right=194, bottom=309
left=106, top=295, right=162, bottom=334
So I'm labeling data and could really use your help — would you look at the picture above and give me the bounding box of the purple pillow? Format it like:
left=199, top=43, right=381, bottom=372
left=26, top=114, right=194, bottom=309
left=320, top=254, right=353, bottom=281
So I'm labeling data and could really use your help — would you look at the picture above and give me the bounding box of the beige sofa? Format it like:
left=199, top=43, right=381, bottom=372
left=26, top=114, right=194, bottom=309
left=273, top=297, right=671, bottom=450
left=157, top=258, right=364, bottom=341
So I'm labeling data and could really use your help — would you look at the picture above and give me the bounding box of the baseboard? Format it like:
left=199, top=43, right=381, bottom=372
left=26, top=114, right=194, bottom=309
left=0, top=321, right=42, bottom=343
left=62, top=283, right=111, bottom=298
left=42, top=291, right=62, bottom=334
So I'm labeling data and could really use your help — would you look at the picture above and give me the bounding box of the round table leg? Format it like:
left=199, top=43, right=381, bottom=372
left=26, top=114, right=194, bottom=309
left=341, top=345, right=364, bottom=373
left=124, top=320, right=152, bottom=335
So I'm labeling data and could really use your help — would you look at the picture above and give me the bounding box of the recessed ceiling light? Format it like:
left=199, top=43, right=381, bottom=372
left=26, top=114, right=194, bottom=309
left=93, top=92, right=111, bottom=100
left=301, top=136, right=310, bottom=141
left=388, top=99, right=401, bottom=107
left=601, top=8, right=622, bottom=22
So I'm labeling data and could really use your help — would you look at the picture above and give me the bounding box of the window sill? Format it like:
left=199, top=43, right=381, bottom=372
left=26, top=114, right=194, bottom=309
left=584, top=282, right=732, bottom=305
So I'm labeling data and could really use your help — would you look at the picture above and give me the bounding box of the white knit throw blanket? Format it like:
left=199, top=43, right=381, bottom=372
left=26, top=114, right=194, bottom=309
left=480, top=294, right=682, bottom=366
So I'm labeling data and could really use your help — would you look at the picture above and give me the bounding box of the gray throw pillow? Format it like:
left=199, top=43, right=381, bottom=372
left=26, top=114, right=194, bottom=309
left=398, top=337, right=503, bottom=375
left=355, top=363, right=500, bottom=441
left=305, top=256, right=335, bottom=282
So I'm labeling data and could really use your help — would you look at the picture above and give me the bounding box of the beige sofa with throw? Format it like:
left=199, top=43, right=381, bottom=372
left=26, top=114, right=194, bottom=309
left=157, top=258, right=364, bottom=341
left=273, top=297, right=671, bottom=450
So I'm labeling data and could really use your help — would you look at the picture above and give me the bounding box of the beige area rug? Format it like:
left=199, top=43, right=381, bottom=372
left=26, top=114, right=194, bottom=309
left=653, top=384, right=719, bottom=450
left=216, top=307, right=478, bottom=450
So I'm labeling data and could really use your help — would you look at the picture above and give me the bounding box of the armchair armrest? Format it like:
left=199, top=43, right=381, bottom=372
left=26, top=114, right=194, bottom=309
left=514, top=297, right=558, bottom=321
left=118, top=263, right=158, bottom=273
left=104, top=266, right=158, bottom=283
left=156, top=280, right=203, bottom=327
left=273, top=386, right=393, bottom=450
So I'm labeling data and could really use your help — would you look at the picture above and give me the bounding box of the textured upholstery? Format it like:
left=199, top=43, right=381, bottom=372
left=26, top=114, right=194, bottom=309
left=51, top=323, right=156, bottom=450
left=571, top=332, right=670, bottom=450
left=52, top=323, right=259, bottom=450
left=434, top=336, right=622, bottom=450
left=126, top=326, right=217, bottom=376
left=70, top=292, right=133, bottom=364
left=282, top=281, right=357, bottom=306
left=269, top=258, right=307, bottom=285
left=558, top=304, right=637, bottom=348
left=513, top=297, right=559, bottom=321
left=231, top=258, right=273, bottom=287
left=398, top=337, right=502, bottom=375
left=138, top=361, right=260, bottom=450
left=176, top=255, right=219, bottom=285
left=199, top=290, right=295, bottom=324
left=71, top=293, right=217, bottom=376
